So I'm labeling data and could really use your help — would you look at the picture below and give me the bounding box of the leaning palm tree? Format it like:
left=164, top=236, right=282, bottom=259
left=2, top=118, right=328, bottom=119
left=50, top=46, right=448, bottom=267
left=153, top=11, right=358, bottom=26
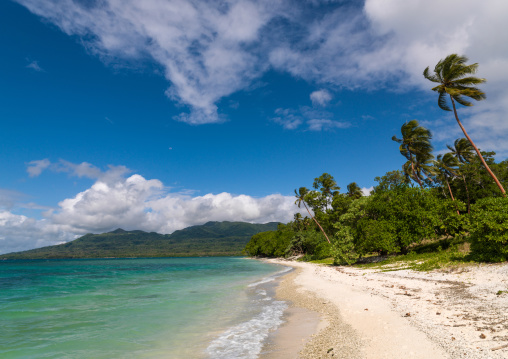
left=392, top=120, right=435, bottom=188
left=294, top=187, right=331, bottom=244
left=447, top=138, right=474, bottom=212
left=424, top=54, right=506, bottom=196
left=434, top=153, right=460, bottom=214
left=447, top=138, right=475, bottom=164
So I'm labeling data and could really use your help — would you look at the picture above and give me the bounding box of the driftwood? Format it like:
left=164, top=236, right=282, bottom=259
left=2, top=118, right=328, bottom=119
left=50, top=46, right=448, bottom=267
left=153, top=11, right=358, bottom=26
left=491, top=343, right=508, bottom=351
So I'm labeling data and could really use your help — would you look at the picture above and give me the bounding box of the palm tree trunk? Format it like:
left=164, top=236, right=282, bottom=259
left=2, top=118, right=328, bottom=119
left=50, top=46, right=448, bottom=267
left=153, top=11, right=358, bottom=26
left=450, top=97, right=506, bottom=197
left=462, top=174, right=471, bottom=214
left=302, top=201, right=331, bottom=244
left=410, top=154, right=424, bottom=188
left=445, top=178, right=460, bottom=215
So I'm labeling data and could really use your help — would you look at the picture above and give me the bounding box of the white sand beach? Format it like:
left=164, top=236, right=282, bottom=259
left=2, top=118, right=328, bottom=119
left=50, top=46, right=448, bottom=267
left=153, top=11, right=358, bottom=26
left=260, top=259, right=508, bottom=359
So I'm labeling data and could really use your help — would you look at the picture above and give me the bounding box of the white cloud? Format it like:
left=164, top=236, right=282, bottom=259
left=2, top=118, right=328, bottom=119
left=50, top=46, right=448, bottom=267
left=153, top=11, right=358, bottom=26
left=272, top=107, right=350, bottom=131
left=310, top=89, right=332, bottom=106
left=2, top=161, right=299, bottom=254
left=272, top=108, right=303, bottom=130
left=16, top=0, right=279, bottom=124
left=0, top=211, right=76, bottom=255
left=307, top=119, right=350, bottom=131
left=26, top=59, right=44, bottom=72
left=361, top=0, right=508, bottom=156
left=26, top=159, right=51, bottom=177
left=26, top=159, right=131, bottom=183
left=0, top=189, right=26, bottom=210
left=15, top=0, right=508, bottom=153
left=361, top=186, right=373, bottom=196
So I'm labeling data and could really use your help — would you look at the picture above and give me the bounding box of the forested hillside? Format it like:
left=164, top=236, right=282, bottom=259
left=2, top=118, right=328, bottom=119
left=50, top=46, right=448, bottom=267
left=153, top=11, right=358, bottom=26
left=0, top=221, right=279, bottom=259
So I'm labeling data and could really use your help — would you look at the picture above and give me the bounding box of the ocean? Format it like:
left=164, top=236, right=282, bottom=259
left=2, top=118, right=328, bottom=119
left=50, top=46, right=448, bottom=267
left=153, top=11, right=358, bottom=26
left=0, top=257, right=290, bottom=358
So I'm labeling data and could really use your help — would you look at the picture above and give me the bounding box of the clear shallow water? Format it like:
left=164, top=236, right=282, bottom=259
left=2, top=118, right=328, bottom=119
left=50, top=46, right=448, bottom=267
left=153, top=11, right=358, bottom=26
left=0, top=257, right=289, bottom=358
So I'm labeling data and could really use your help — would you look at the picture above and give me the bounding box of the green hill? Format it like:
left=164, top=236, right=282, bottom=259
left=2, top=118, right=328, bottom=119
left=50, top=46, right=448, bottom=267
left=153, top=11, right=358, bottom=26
left=0, top=221, right=279, bottom=259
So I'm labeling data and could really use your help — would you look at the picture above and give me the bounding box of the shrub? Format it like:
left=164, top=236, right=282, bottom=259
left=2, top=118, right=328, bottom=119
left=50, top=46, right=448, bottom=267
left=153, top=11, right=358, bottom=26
left=285, top=231, right=328, bottom=258
left=331, top=226, right=359, bottom=265
left=469, top=197, right=508, bottom=262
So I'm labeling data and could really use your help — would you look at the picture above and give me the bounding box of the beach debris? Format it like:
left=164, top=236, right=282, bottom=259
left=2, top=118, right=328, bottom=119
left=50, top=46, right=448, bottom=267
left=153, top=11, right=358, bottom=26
left=452, top=337, right=456, bottom=341
left=436, top=312, right=441, bottom=315
left=492, top=343, right=508, bottom=351
left=364, top=308, right=368, bottom=311
left=404, top=312, right=411, bottom=317
left=327, top=348, right=334, bottom=353
left=480, top=333, right=487, bottom=339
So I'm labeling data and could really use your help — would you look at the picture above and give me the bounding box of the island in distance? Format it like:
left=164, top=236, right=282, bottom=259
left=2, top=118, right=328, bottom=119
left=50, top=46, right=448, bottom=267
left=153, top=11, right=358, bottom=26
left=0, top=221, right=279, bottom=259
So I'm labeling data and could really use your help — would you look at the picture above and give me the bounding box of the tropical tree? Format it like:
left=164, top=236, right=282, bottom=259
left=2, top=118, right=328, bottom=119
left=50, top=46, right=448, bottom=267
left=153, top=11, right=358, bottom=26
left=294, top=187, right=331, bottom=243
left=447, top=138, right=474, bottom=212
left=346, top=182, right=363, bottom=199
left=373, top=170, right=410, bottom=193
left=447, top=138, right=475, bottom=164
left=434, top=153, right=460, bottom=214
left=392, top=120, right=435, bottom=188
left=312, top=173, right=340, bottom=211
left=423, top=54, right=506, bottom=196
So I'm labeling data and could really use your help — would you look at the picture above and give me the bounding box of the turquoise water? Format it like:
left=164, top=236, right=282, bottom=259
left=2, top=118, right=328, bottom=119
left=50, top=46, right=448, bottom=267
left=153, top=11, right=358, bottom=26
left=0, top=257, right=288, bottom=358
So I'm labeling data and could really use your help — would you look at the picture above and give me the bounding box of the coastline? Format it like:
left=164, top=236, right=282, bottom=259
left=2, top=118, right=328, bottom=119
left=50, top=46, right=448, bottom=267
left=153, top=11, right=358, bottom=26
left=260, top=259, right=508, bottom=359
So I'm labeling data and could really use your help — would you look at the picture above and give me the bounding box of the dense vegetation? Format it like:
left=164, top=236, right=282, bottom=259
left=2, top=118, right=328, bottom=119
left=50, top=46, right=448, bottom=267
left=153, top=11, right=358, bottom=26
left=245, top=54, right=508, bottom=266
left=0, top=221, right=279, bottom=259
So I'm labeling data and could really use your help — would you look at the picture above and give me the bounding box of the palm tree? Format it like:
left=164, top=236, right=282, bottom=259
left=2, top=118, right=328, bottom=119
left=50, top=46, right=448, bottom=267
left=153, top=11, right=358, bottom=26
left=392, top=120, right=435, bottom=188
left=346, top=182, right=363, bottom=199
left=447, top=138, right=474, bottom=212
left=423, top=54, right=506, bottom=196
left=447, top=138, right=475, bottom=164
left=434, top=153, right=460, bottom=214
left=294, top=187, right=331, bottom=244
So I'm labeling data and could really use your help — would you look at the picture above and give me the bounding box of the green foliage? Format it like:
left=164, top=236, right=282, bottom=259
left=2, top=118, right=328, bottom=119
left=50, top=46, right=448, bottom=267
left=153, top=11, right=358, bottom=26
left=448, top=151, right=508, bottom=205
left=373, top=170, right=410, bottom=193
left=285, top=231, right=323, bottom=257
left=469, top=197, right=508, bottom=262
left=423, top=54, right=486, bottom=111
left=1, top=222, right=279, bottom=259
left=244, top=226, right=294, bottom=257
left=392, top=120, right=434, bottom=187
left=355, top=236, right=471, bottom=272
left=331, top=226, right=358, bottom=265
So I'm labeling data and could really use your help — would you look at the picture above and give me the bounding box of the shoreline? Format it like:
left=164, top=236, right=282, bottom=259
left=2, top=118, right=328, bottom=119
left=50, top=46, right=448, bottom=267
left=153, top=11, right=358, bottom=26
left=260, top=259, right=508, bottom=359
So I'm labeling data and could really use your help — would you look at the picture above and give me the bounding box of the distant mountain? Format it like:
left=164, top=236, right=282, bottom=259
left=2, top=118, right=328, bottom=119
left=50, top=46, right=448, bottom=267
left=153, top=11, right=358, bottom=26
left=0, top=221, right=280, bottom=259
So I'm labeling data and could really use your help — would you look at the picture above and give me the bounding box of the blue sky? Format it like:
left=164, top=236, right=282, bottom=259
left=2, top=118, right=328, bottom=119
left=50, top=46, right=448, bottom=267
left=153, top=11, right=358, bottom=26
left=1, top=0, right=507, bottom=254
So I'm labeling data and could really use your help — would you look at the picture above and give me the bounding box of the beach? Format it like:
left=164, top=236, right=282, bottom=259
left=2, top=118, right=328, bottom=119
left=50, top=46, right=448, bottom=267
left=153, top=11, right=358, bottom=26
left=260, top=259, right=508, bottom=359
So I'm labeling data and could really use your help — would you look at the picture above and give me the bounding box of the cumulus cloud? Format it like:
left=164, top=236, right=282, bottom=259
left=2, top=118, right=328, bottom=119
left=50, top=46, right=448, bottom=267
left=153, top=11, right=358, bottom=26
left=48, top=173, right=296, bottom=235
left=26, top=159, right=51, bottom=177
left=310, top=89, right=332, bottom=106
left=0, top=211, right=76, bottom=255
left=2, top=160, right=300, bottom=254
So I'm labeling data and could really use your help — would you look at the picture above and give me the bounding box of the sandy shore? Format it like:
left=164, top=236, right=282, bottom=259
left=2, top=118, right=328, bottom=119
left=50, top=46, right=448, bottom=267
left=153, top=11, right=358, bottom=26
left=260, top=259, right=508, bottom=359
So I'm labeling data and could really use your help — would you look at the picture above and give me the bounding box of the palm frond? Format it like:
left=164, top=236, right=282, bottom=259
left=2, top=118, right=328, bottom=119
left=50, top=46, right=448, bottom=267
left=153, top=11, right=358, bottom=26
left=453, top=94, right=473, bottom=107
left=438, top=91, right=451, bottom=111
left=453, top=76, right=486, bottom=86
